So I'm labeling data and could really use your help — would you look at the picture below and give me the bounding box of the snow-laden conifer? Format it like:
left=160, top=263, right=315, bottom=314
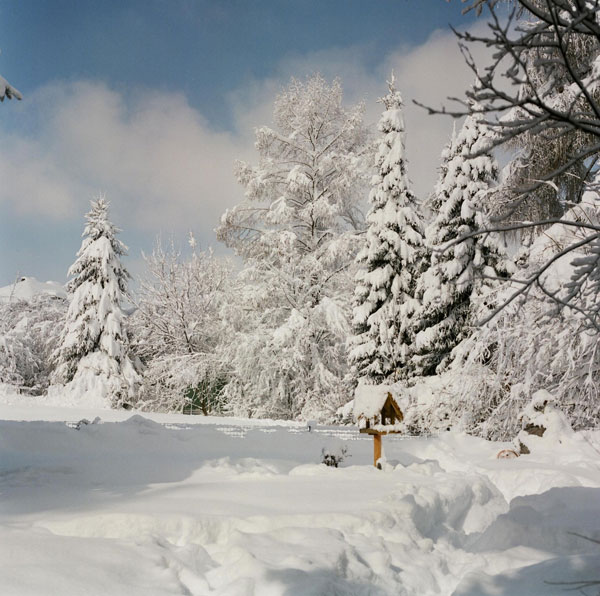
left=414, top=105, right=513, bottom=376
left=52, top=198, right=140, bottom=407
left=349, top=75, right=425, bottom=384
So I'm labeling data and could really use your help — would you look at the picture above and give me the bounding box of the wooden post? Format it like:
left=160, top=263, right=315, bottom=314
left=373, top=433, right=382, bottom=468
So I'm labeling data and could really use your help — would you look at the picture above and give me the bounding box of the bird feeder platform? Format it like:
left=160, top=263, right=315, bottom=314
left=354, top=385, right=404, bottom=468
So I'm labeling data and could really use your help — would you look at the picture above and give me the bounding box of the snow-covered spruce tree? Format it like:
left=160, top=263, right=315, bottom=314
left=52, top=198, right=140, bottom=407
left=131, top=236, right=234, bottom=413
left=413, top=105, right=513, bottom=376
left=217, top=74, right=370, bottom=421
left=349, top=75, right=425, bottom=385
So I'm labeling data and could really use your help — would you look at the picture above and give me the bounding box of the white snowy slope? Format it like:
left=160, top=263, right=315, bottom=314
left=1, top=387, right=599, bottom=595
left=0, top=277, right=67, bottom=302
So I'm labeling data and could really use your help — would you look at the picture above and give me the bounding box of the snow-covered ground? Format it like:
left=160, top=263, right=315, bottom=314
left=0, top=277, right=66, bottom=303
left=1, top=387, right=600, bottom=595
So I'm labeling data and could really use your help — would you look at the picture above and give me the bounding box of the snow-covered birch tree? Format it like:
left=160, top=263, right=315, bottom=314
left=52, top=198, right=140, bottom=407
left=455, top=0, right=600, bottom=238
left=413, top=106, right=513, bottom=376
left=349, top=75, right=425, bottom=385
left=217, top=74, right=370, bottom=420
left=131, top=236, right=234, bottom=413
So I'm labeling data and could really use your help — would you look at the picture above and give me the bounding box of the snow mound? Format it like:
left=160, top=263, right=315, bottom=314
left=0, top=276, right=66, bottom=302
left=1, top=394, right=599, bottom=595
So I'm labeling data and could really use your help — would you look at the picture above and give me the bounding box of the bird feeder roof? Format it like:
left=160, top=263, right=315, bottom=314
left=353, top=383, right=400, bottom=421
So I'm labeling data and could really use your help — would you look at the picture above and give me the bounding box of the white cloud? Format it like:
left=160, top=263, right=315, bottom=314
left=0, top=23, right=491, bottom=255
left=0, top=81, right=247, bottom=245
left=230, top=23, right=491, bottom=200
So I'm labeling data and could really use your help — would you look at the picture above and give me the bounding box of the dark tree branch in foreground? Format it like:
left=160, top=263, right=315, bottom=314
left=431, top=1, right=600, bottom=324
left=0, top=74, right=22, bottom=102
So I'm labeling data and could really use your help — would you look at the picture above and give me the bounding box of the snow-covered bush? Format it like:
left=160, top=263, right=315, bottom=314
left=321, top=444, right=349, bottom=468
left=0, top=294, right=66, bottom=394
left=131, top=238, right=233, bottom=413
left=515, top=389, right=575, bottom=454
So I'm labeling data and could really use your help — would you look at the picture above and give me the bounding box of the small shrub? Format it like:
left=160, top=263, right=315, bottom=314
left=321, top=445, right=349, bottom=468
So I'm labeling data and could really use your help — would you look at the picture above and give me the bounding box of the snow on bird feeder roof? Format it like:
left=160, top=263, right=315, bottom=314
left=353, top=383, right=403, bottom=434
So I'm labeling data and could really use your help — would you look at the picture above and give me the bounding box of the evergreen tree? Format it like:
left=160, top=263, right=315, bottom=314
left=52, top=198, right=140, bottom=406
left=413, top=106, right=513, bottom=376
left=349, top=75, right=425, bottom=384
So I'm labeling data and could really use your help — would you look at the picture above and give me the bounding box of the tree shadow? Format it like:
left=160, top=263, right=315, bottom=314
left=454, top=486, right=600, bottom=595
left=264, top=566, right=389, bottom=596
left=463, top=486, right=600, bottom=556
left=0, top=416, right=239, bottom=516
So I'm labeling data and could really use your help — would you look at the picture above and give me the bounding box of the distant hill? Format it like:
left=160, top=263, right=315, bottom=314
left=0, top=277, right=67, bottom=303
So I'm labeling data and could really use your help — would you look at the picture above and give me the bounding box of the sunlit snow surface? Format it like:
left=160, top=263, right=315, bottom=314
left=1, top=386, right=599, bottom=595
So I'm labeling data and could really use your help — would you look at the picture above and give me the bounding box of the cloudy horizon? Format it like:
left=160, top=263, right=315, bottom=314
left=0, top=1, right=482, bottom=287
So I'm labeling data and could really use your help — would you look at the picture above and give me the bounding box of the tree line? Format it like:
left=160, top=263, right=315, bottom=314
left=2, top=0, right=600, bottom=438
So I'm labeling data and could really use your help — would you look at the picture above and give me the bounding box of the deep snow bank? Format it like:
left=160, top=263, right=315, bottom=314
left=0, top=399, right=599, bottom=595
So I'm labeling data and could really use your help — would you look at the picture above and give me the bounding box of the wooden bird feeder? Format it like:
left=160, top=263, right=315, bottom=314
left=353, top=384, right=404, bottom=468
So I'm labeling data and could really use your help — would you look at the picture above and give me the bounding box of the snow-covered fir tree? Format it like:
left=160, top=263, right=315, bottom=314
left=349, top=75, right=425, bottom=384
left=413, top=105, right=513, bottom=376
left=52, top=198, right=140, bottom=407
left=217, top=74, right=370, bottom=420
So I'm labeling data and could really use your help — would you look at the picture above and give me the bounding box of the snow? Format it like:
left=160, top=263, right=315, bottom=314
left=353, top=382, right=397, bottom=419
left=0, top=74, right=22, bottom=101
left=2, top=387, right=599, bottom=595
left=0, top=277, right=67, bottom=303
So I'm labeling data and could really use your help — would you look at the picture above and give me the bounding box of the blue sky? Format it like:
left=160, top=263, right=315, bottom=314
left=0, top=0, right=479, bottom=286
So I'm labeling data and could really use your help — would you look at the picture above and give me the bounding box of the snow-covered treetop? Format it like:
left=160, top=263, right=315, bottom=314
left=68, top=198, right=129, bottom=293
left=80, top=198, right=126, bottom=250
left=368, top=75, right=419, bottom=216
left=361, top=74, right=423, bottom=276
left=428, top=103, right=498, bottom=248
left=272, top=74, right=365, bottom=152
left=218, top=74, right=369, bottom=264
